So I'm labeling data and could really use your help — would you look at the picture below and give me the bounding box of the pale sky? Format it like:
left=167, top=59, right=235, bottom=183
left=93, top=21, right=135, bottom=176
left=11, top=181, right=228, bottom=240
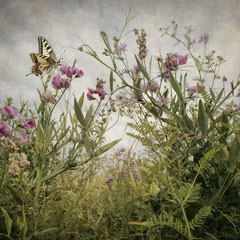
left=0, top=0, right=239, bottom=144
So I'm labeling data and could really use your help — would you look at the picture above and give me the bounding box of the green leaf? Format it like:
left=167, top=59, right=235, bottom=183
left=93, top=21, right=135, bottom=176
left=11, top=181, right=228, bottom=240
left=0, top=207, right=12, bottom=237
left=6, top=184, right=23, bottom=204
left=169, top=72, right=184, bottom=102
left=109, top=71, right=114, bottom=92
left=93, top=139, right=121, bottom=157
left=209, top=88, right=216, bottom=103
left=85, top=105, right=94, bottom=125
left=128, top=221, right=153, bottom=227
left=100, top=31, right=113, bottom=54
left=198, top=100, right=208, bottom=135
left=35, top=228, right=58, bottom=236
left=135, top=55, right=151, bottom=81
left=74, top=98, right=86, bottom=128
left=216, top=89, right=224, bottom=103
left=78, top=93, right=84, bottom=109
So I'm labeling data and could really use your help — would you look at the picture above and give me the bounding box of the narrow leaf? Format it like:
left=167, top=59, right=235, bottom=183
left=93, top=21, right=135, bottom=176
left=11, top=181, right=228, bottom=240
left=93, top=139, right=121, bottom=157
left=0, top=207, right=12, bottom=237
left=198, top=100, right=208, bottom=135
left=169, top=72, right=184, bottom=102
left=74, top=98, right=86, bottom=127
left=109, top=71, right=114, bottom=92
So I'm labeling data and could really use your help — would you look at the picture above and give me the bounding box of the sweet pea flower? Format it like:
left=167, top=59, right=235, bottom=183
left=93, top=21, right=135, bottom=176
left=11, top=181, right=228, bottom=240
left=96, top=88, right=107, bottom=100
left=52, top=75, right=70, bottom=89
left=14, top=130, right=29, bottom=146
left=26, top=119, right=35, bottom=128
left=59, top=65, right=68, bottom=75
left=2, top=106, right=18, bottom=118
left=0, top=121, right=11, bottom=137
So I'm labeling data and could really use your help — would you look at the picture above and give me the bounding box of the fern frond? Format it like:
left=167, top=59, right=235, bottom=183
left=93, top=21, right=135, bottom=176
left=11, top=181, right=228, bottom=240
left=178, top=183, right=201, bottom=204
left=184, top=34, right=192, bottom=48
left=190, top=206, right=212, bottom=229
left=193, top=57, right=203, bottom=72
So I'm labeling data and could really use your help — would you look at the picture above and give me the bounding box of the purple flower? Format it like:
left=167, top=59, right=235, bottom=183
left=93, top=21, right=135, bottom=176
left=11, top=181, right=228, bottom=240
left=178, top=54, right=189, bottom=65
left=74, top=68, right=84, bottom=78
left=156, top=97, right=169, bottom=107
left=14, top=130, right=29, bottom=145
left=163, top=53, right=179, bottom=71
left=133, top=65, right=140, bottom=75
left=161, top=70, right=170, bottom=82
left=138, top=48, right=148, bottom=59
left=26, top=119, right=35, bottom=128
left=19, top=114, right=35, bottom=129
left=66, top=67, right=74, bottom=77
left=105, top=174, right=114, bottom=183
left=52, top=75, right=70, bottom=89
left=148, top=81, right=159, bottom=93
left=87, top=92, right=95, bottom=101
left=59, top=65, right=68, bottom=75
left=0, top=121, right=11, bottom=137
left=187, top=86, right=198, bottom=97
left=117, top=42, right=128, bottom=55
left=198, top=33, right=209, bottom=44
left=87, top=88, right=96, bottom=94
left=2, top=106, right=18, bottom=118
left=96, top=88, right=107, bottom=100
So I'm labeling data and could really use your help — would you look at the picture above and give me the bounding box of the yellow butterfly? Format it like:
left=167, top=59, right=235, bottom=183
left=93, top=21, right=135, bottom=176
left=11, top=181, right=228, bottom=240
left=27, top=36, right=60, bottom=76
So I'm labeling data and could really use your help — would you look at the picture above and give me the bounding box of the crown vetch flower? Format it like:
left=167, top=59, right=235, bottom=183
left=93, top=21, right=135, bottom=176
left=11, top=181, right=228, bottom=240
left=2, top=106, right=18, bottom=118
left=0, top=121, right=11, bottom=137
left=198, top=33, right=209, bottom=44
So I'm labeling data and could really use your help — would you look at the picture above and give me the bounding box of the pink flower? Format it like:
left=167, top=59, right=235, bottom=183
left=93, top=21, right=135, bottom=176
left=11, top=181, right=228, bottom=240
left=59, top=65, right=68, bottom=75
left=19, top=114, right=35, bottom=128
left=96, top=88, right=107, bottom=100
left=87, top=88, right=96, bottom=94
left=133, top=65, right=140, bottom=75
left=163, top=53, right=179, bottom=71
left=52, top=75, right=70, bottom=89
left=14, top=130, right=29, bottom=146
left=87, top=92, right=95, bottom=101
left=66, top=67, right=74, bottom=77
left=117, top=42, right=128, bottom=55
left=187, top=86, right=198, bottom=97
left=26, top=119, right=35, bottom=128
left=2, top=106, right=18, bottom=118
left=74, top=68, right=84, bottom=78
left=0, top=121, right=11, bottom=137
left=156, top=97, right=169, bottom=107
left=148, top=81, right=159, bottom=93
left=198, top=33, right=209, bottom=44
left=178, top=54, right=189, bottom=65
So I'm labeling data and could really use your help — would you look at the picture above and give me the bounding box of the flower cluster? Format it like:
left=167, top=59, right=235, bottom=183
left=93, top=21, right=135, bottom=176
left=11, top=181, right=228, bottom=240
left=134, top=29, right=148, bottom=59
left=117, top=42, right=128, bottom=55
left=1, top=105, right=35, bottom=148
left=87, top=78, right=107, bottom=101
left=198, top=33, right=209, bottom=44
left=162, top=53, right=189, bottom=81
left=51, top=74, right=70, bottom=89
left=59, top=65, right=84, bottom=78
left=141, top=81, right=159, bottom=93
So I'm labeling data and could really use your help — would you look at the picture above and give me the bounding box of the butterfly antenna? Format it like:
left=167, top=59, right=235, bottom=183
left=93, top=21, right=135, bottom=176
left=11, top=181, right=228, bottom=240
left=26, top=72, right=32, bottom=77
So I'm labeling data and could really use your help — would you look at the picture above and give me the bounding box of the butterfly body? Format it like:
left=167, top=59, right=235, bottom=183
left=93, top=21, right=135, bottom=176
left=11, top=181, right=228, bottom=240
left=27, top=36, right=60, bottom=76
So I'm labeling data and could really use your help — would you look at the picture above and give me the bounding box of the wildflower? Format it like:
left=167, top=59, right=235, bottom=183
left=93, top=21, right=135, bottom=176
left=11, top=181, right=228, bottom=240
left=135, top=29, right=148, bottom=59
left=117, top=42, right=128, bottom=55
left=187, top=86, right=198, bottom=97
left=148, top=81, right=159, bottom=93
left=66, top=67, right=74, bottom=77
left=8, top=162, right=20, bottom=177
left=96, top=88, right=107, bottom=100
left=135, top=174, right=142, bottom=180
left=87, top=92, right=95, bottom=101
left=105, top=174, right=114, bottom=183
left=133, top=65, right=140, bottom=75
left=2, top=106, right=18, bottom=118
left=157, top=96, right=169, bottom=106
left=59, top=65, right=68, bottom=75
left=41, top=91, right=57, bottom=104
left=5, top=138, right=17, bottom=152
left=178, top=54, right=189, bottom=65
left=198, top=33, right=209, bottom=44
left=74, top=68, right=84, bottom=78
left=18, top=153, right=30, bottom=168
left=161, top=70, right=170, bottom=82
left=0, top=121, right=11, bottom=137
left=87, top=79, right=107, bottom=101
left=14, top=130, right=29, bottom=145
left=19, top=114, right=35, bottom=128
left=163, top=53, right=179, bottom=71
left=52, top=74, right=70, bottom=89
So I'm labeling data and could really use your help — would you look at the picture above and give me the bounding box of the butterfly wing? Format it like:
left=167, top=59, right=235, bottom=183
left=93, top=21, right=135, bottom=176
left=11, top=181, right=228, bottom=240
left=38, top=36, right=58, bottom=62
left=29, top=53, right=52, bottom=76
